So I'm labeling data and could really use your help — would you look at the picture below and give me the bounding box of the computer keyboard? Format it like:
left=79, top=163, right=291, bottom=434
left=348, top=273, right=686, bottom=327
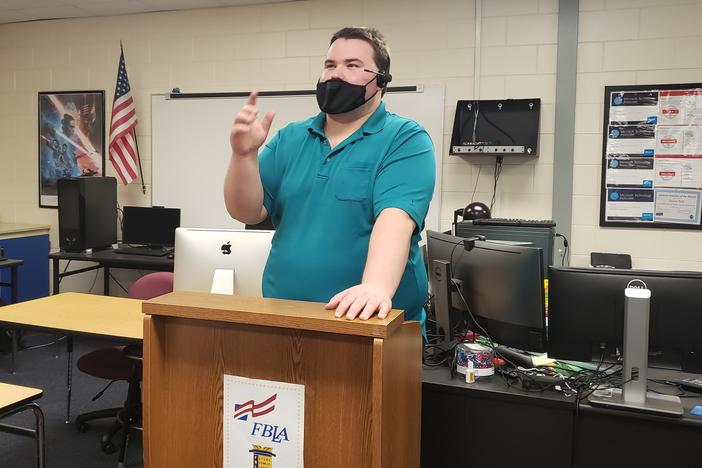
left=471, top=218, right=556, bottom=228
left=113, top=246, right=171, bottom=257
left=669, top=378, right=702, bottom=394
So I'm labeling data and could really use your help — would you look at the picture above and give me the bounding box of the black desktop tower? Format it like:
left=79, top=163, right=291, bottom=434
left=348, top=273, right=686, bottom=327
left=58, top=177, right=117, bottom=252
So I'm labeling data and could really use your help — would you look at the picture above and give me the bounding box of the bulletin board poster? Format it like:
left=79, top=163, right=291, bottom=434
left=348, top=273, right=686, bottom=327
left=600, top=83, right=702, bottom=229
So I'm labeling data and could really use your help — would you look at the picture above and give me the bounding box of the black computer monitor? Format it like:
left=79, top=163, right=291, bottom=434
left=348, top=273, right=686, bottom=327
left=454, top=222, right=555, bottom=278
left=548, top=266, right=702, bottom=373
left=122, top=206, right=181, bottom=247
left=425, top=230, right=546, bottom=352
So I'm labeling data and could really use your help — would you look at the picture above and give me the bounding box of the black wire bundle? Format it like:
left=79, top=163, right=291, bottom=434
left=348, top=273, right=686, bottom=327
left=555, top=232, right=569, bottom=266
left=490, top=156, right=503, bottom=212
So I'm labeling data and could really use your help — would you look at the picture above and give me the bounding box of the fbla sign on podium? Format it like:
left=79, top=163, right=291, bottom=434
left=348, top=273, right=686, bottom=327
left=224, top=375, right=305, bottom=468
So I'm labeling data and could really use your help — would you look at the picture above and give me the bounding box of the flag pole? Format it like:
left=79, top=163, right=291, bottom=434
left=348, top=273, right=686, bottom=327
left=133, top=129, right=146, bottom=195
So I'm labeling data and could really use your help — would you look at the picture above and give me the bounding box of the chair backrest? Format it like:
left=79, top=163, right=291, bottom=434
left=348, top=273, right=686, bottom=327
left=128, top=272, right=174, bottom=301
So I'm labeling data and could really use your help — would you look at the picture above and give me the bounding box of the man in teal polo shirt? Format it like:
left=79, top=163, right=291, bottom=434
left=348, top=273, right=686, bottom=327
left=224, top=27, right=435, bottom=327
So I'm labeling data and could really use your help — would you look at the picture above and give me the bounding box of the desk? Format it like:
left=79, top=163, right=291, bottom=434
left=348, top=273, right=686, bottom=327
left=0, top=293, right=142, bottom=422
left=422, top=366, right=575, bottom=468
left=7, top=293, right=701, bottom=467
left=0, top=223, right=49, bottom=303
left=0, top=382, right=45, bottom=468
left=0, top=259, right=24, bottom=372
left=574, top=367, right=702, bottom=467
left=422, top=365, right=702, bottom=468
left=0, top=292, right=142, bottom=341
left=0, top=259, right=23, bottom=305
left=50, top=249, right=173, bottom=295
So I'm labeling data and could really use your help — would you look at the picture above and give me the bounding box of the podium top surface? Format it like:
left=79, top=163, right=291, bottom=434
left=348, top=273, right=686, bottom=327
left=143, top=291, right=406, bottom=338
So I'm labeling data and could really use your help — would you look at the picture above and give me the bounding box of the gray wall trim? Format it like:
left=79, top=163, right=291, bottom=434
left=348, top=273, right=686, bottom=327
left=552, top=0, right=579, bottom=263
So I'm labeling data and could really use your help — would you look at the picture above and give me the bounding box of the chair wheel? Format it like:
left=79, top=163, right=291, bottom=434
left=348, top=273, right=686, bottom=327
left=101, top=440, right=117, bottom=454
left=76, top=422, right=90, bottom=433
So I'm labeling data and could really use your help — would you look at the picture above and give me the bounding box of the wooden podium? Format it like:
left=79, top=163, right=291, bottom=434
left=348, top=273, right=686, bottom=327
left=142, top=291, right=422, bottom=468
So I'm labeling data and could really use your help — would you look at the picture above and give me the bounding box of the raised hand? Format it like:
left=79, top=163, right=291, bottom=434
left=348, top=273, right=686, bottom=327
left=230, top=91, right=276, bottom=157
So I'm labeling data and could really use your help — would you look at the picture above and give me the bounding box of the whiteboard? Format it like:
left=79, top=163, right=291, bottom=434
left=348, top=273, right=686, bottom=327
left=152, top=85, right=444, bottom=233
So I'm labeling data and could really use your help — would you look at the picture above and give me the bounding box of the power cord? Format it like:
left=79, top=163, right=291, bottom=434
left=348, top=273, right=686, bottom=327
left=555, top=233, right=569, bottom=266
left=490, top=155, right=503, bottom=212
left=470, top=164, right=482, bottom=204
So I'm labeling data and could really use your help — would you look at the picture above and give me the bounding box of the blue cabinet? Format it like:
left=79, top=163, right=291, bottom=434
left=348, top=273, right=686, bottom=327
left=0, top=225, right=50, bottom=303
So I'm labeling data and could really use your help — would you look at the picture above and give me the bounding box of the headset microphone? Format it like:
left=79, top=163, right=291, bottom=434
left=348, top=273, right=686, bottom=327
left=363, top=68, right=392, bottom=88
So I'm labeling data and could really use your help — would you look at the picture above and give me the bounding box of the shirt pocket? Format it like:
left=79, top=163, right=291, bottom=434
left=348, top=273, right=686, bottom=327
left=335, top=166, right=372, bottom=202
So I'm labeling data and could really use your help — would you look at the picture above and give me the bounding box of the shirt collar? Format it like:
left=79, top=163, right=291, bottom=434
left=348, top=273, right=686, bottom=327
left=306, top=101, right=387, bottom=139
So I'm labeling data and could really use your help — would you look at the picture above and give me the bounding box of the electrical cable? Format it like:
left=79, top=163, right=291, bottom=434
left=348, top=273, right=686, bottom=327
left=555, top=233, right=569, bottom=266
left=470, top=164, right=482, bottom=204
left=460, top=101, right=517, bottom=146
left=479, top=102, right=517, bottom=145
left=87, top=269, right=100, bottom=293
left=490, top=156, right=503, bottom=212
left=116, top=200, right=124, bottom=238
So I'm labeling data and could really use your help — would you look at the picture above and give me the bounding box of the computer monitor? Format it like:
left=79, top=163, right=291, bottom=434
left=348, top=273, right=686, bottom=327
left=454, top=222, right=555, bottom=278
left=425, top=230, right=546, bottom=352
left=173, top=228, right=274, bottom=297
left=548, top=266, right=702, bottom=373
left=122, top=206, right=181, bottom=247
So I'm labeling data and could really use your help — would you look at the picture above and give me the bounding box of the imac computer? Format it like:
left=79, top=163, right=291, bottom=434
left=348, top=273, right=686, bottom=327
left=173, top=228, right=274, bottom=297
left=425, top=230, right=546, bottom=353
left=548, top=266, right=702, bottom=373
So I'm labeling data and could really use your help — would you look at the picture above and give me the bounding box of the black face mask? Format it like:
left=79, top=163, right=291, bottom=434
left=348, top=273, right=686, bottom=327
left=316, top=77, right=378, bottom=115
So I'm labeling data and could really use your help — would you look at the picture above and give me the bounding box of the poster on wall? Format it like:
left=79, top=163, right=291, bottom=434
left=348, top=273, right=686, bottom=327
left=600, top=84, right=702, bottom=229
left=38, top=91, right=105, bottom=208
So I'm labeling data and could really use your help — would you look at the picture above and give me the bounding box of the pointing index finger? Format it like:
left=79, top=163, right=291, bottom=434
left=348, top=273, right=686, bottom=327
left=247, top=91, right=258, bottom=106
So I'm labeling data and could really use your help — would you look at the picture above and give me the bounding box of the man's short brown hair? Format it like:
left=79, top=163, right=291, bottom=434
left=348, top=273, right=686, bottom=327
left=330, top=27, right=391, bottom=92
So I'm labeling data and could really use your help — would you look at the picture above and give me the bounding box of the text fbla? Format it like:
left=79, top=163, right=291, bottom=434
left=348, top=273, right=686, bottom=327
left=251, top=422, right=289, bottom=443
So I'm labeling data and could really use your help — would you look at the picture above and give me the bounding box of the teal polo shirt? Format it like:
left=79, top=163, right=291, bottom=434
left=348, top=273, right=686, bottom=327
left=258, top=101, right=435, bottom=325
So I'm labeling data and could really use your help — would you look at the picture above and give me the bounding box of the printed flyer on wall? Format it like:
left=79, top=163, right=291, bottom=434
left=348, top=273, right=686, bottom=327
left=602, top=84, right=702, bottom=228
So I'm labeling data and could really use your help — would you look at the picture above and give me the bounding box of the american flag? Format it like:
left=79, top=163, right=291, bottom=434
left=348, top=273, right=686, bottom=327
left=108, top=46, right=139, bottom=185
left=233, top=393, right=277, bottom=421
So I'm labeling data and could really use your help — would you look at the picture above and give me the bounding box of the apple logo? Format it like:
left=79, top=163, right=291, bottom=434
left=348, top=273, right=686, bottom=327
left=221, top=241, right=232, bottom=255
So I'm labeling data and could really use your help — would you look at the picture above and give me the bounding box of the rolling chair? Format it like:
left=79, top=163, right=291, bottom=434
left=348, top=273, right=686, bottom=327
left=75, top=271, right=173, bottom=466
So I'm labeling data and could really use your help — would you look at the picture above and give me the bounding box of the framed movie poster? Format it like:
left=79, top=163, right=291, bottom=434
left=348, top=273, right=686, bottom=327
left=600, top=82, right=702, bottom=230
left=38, top=90, right=105, bottom=208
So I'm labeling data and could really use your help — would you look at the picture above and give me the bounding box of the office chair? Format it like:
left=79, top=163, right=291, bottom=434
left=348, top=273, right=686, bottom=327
left=75, top=271, right=173, bottom=465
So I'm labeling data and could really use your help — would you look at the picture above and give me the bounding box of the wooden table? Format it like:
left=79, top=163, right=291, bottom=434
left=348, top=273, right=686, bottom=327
left=0, top=382, right=45, bottom=468
left=0, top=293, right=143, bottom=422
left=0, top=292, right=143, bottom=341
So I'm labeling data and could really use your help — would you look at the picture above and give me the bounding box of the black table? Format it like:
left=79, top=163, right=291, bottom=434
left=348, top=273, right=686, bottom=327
left=49, top=249, right=173, bottom=295
left=0, top=259, right=23, bottom=305
left=421, top=365, right=702, bottom=468
left=0, top=259, right=24, bottom=372
left=573, top=367, right=702, bottom=467
left=422, top=366, right=575, bottom=468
